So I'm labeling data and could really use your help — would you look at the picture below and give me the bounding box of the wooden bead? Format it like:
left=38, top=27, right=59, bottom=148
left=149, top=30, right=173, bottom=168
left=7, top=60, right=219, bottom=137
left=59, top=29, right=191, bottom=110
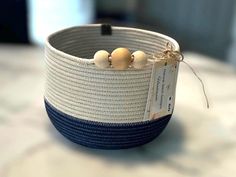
left=132, top=51, right=147, bottom=69
left=111, top=48, right=132, bottom=70
left=94, top=50, right=110, bottom=69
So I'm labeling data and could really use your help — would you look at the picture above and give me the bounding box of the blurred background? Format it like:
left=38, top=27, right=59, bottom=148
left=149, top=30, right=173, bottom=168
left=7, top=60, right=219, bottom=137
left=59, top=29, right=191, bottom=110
left=1, top=0, right=236, bottom=61
left=0, top=0, right=236, bottom=177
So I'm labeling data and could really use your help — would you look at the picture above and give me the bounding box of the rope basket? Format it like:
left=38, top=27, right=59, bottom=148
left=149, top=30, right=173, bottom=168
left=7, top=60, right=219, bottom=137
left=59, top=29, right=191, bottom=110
left=45, top=24, right=180, bottom=149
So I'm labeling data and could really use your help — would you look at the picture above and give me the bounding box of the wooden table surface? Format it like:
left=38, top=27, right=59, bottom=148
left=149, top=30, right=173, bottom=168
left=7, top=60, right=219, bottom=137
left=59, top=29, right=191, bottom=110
left=0, top=45, right=235, bottom=177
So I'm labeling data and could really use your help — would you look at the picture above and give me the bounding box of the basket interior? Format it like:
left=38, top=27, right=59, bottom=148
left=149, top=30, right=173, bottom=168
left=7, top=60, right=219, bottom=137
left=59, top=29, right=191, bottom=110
left=48, top=25, right=177, bottom=59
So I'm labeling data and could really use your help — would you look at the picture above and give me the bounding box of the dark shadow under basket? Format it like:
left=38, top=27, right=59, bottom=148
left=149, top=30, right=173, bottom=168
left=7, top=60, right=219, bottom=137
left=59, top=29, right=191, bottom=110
left=45, top=100, right=171, bottom=149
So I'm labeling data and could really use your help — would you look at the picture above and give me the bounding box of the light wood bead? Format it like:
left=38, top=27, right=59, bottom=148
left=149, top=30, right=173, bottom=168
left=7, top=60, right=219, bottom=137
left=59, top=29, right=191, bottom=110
left=111, top=48, right=132, bottom=70
left=94, top=50, right=110, bottom=69
left=132, top=50, right=147, bottom=69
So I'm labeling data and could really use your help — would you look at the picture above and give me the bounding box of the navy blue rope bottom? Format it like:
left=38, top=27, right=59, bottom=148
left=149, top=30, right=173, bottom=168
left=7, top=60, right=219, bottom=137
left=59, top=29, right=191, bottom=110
left=45, top=99, right=172, bottom=149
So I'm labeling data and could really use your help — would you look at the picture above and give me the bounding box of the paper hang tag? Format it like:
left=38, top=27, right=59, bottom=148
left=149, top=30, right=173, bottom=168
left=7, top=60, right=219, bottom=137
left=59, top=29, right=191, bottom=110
left=144, top=58, right=178, bottom=120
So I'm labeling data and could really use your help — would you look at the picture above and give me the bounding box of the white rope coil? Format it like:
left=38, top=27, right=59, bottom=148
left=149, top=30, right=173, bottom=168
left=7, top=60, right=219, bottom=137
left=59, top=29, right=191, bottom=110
left=45, top=24, right=179, bottom=123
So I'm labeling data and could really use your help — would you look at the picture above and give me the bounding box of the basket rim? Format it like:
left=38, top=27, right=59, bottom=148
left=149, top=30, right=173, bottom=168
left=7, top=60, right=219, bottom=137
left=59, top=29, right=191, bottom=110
left=45, top=24, right=180, bottom=64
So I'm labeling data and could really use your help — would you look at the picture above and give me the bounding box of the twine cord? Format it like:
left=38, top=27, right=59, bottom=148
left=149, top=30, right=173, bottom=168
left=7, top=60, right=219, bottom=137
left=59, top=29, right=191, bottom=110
left=157, top=43, right=210, bottom=108
left=181, top=60, right=210, bottom=108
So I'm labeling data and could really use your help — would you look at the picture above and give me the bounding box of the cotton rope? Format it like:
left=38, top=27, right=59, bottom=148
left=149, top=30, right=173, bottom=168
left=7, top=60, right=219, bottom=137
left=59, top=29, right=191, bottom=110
left=45, top=24, right=180, bottom=123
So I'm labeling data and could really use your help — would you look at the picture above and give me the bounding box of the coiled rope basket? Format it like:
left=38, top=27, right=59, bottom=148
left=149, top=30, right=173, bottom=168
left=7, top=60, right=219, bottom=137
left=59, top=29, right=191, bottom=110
left=45, top=24, right=180, bottom=149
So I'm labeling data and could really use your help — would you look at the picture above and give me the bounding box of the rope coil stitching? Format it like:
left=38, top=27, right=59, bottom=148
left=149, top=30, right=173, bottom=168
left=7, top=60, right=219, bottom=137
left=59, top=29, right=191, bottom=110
left=45, top=25, right=180, bottom=123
